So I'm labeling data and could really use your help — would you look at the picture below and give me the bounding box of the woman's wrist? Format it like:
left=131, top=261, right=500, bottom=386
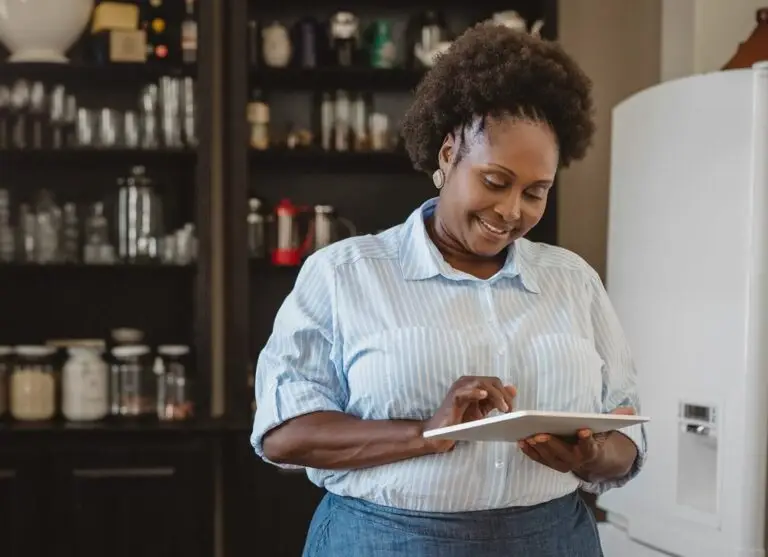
left=574, top=432, right=637, bottom=482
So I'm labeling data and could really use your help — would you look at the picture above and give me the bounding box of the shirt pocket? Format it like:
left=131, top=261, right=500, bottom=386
left=344, top=326, right=475, bottom=421
left=523, top=333, right=604, bottom=413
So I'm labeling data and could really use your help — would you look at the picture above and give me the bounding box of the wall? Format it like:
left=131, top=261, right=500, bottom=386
left=557, top=0, right=763, bottom=278
left=662, top=0, right=764, bottom=80
left=556, top=0, right=662, bottom=278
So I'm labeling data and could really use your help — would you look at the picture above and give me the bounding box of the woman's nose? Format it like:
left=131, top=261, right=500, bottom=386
left=495, top=193, right=522, bottom=222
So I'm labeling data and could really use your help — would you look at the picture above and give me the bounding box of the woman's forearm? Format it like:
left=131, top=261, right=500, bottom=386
left=576, top=431, right=638, bottom=483
left=262, top=411, right=436, bottom=469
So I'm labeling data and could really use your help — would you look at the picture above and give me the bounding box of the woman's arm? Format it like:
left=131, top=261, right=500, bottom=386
left=263, top=411, right=434, bottom=469
left=578, top=274, right=647, bottom=493
left=253, top=252, right=441, bottom=471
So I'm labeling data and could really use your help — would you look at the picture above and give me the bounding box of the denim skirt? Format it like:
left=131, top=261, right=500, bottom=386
left=302, top=490, right=603, bottom=556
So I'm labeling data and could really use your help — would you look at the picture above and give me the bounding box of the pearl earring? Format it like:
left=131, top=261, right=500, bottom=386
left=432, top=169, right=445, bottom=189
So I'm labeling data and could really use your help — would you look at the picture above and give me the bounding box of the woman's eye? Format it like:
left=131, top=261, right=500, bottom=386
left=483, top=176, right=506, bottom=189
left=525, top=187, right=547, bottom=199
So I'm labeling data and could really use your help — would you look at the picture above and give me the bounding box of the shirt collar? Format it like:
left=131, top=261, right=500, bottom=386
left=398, top=198, right=541, bottom=293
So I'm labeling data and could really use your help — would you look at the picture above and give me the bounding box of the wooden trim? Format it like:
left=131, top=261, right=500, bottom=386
left=194, top=0, right=218, bottom=419
left=223, top=0, right=252, bottom=423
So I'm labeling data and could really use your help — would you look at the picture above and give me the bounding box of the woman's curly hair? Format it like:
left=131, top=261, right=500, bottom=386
left=401, top=22, right=595, bottom=173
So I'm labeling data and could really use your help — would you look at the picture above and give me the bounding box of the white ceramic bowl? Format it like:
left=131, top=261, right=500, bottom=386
left=0, top=0, right=94, bottom=63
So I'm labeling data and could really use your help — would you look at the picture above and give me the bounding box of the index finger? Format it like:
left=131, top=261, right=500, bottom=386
left=477, top=377, right=513, bottom=412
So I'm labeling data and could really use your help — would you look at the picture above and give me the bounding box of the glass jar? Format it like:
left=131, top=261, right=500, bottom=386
left=62, top=340, right=108, bottom=422
left=157, top=344, right=192, bottom=420
left=111, top=344, right=153, bottom=417
left=0, top=346, right=13, bottom=418
left=10, top=345, right=57, bottom=421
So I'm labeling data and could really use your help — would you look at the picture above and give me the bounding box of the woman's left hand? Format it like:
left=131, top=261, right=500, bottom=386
left=518, top=407, right=636, bottom=475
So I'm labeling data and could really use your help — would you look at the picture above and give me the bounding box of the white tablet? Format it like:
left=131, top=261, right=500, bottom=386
left=422, top=410, right=649, bottom=443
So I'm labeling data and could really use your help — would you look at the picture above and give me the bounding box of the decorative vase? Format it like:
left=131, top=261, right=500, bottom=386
left=723, top=8, right=768, bottom=70
left=261, top=21, right=292, bottom=68
left=0, top=0, right=94, bottom=63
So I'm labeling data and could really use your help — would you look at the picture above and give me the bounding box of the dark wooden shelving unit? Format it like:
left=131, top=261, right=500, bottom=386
left=0, top=62, right=196, bottom=83
left=0, top=148, right=196, bottom=164
left=223, top=1, right=559, bottom=556
left=0, top=2, right=218, bottom=556
left=251, top=66, right=424, bottom=90
left=0, top=262, right=195, bottom=270
left=249, top=147, right=415, bottom=172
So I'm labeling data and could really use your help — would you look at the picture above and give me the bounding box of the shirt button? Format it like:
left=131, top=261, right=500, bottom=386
left=495, top=460, right=504, bottom=469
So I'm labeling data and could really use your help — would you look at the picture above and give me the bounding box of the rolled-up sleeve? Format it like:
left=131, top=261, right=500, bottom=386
left=579, top=274, right=648, bottom=494
left=250, top=252, right=347, bottom=466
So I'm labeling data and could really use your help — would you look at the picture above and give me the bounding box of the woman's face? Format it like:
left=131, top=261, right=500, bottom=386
left=436, top=117, right=558, bottom=258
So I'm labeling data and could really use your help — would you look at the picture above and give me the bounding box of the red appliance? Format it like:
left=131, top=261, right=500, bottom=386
left=271, top=198, right=313, bottom=266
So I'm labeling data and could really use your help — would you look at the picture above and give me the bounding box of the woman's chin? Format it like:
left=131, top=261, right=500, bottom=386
left=467, top=234, right=511, bottom=258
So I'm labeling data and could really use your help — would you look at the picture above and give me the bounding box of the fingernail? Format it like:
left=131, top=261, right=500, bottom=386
left=478, top=390, right=488, bottom=398
left=579, top=430, right=591, bottom=438
left=527, top=438, right=537, bottom=446
left=535, top=434, right=549, bottom=443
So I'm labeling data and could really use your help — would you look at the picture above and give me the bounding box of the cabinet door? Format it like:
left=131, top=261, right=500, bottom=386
left=53, top=441, right=214, bottom=557
left=225, top=436, right=325, bottom=557
left=260, top=466, right=325, bottom=556
left=0, top=448, right=47, bottom=557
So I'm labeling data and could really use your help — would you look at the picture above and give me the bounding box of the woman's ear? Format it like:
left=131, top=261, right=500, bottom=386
left=437, top=133, right=455, bottom=171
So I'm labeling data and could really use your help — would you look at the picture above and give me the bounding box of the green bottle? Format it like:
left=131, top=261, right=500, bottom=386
left=369, top=20, right=396, bottom=68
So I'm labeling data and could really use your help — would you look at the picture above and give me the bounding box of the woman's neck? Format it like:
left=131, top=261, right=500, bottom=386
left=425, top=214, right=505, bottom=279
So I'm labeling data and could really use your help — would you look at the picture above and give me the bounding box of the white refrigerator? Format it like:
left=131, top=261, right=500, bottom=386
left=597, top=63, right=768, bottom=557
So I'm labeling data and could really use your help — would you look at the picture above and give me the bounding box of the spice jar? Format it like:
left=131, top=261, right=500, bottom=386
left=110, top=344, right=153, bottom=417
left=157, top=344, right=192, bottom=420
left=62, top=340, right=108, bottom=422
left=10, top=345, right=57, bottom=421
left=0, top=346, right=12, bottom=418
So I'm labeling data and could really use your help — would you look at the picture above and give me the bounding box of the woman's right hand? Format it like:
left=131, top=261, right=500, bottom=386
left=422, top=376, right=516, bottom=453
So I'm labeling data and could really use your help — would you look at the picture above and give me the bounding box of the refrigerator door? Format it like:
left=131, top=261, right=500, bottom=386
left=599, top=524, right=673, bottom=557
left=599, top=66, right=768, bottom=557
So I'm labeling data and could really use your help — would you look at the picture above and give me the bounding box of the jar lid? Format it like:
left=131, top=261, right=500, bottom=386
left=0, top=346, right=13, bottom=356
left=112, top=345, right=150, bottom=359
left=158, top=345, right=189, bottom=357
left=50, top=339, right=106, bottom=350
left=15, top=345, right=56, bottom=357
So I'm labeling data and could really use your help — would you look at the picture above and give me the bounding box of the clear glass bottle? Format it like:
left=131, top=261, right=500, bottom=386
left=61, top=202, right=80, bottom=263
left=0, top=189, right=15, bottom=262
left=83, top=201, right=114, bottom=264
left=10, top=345, right=57, bottom=421
left=110, top=344, right=153, bottom=417
left=34, top=189, right=61, bottom=264
left=157, top=344, right=191, bottom=420
left=62, top=340, right=108, bottom=421
left=247, top=89, right=269, bottom=150
left=181, top=0, right=197, bottom=65
left=246, top=198, right=265, bottom=259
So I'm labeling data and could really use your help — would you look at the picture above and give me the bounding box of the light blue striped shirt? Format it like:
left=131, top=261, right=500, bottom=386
left=252, top=197, right=647, bottom=512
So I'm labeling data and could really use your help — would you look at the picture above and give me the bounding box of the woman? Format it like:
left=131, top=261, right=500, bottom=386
left=252, top=22, right=646, bottom=556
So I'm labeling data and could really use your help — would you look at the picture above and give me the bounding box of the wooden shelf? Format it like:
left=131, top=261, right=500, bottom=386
left=0, top=62, right=196, bottom=84
left=0, top=416, right=238, bottom=434
left=249, top=258, right=302, bottom=273
left=0, top=262, right=196, bottom=271
left=249, top=148, right=416, bottom=173
left=0, top=148, right=196, bottom=164
left=250, top=67, right=424, bottom=91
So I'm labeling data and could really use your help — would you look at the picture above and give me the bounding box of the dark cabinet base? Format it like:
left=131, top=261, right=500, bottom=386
left=0, top=428, right=216, bottom=557
left=224, top=433, right=325, bottom=557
